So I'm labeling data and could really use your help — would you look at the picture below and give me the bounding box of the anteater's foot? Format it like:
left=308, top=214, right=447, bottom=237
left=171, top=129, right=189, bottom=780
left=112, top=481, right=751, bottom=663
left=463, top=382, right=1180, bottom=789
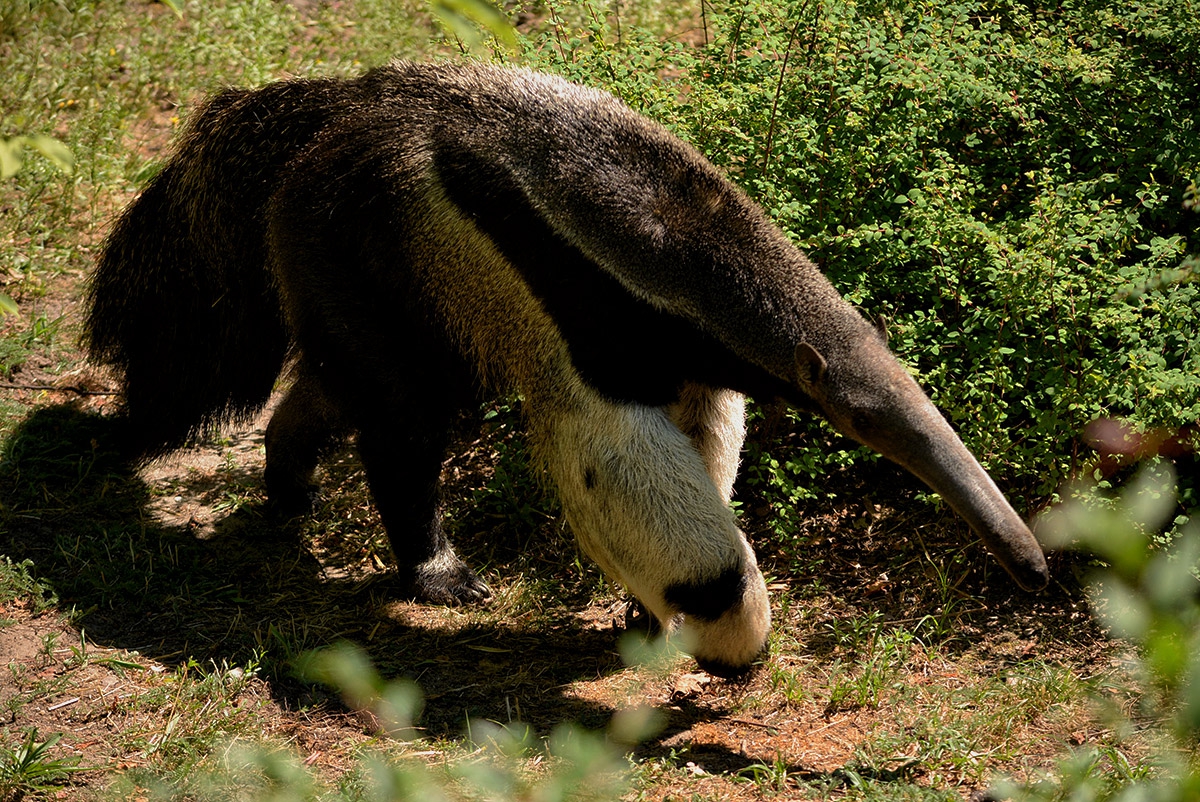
left=400, top=550, right=492, bottom=606
left=623, top=596, right=663, bottom=635
left=265, top=479, right=319, bottom=520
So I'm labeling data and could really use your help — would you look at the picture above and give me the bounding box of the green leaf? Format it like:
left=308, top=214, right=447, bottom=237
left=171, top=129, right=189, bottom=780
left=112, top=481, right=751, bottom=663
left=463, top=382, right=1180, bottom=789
left=430, top=0, right=517, bottom=50
left=25, top=135, right=73, bottom=174
left=1, top=135, right=73, bottom=178
left=0, top=293, right=18, bottom=318
left=0, top=138, right=23, bottom=179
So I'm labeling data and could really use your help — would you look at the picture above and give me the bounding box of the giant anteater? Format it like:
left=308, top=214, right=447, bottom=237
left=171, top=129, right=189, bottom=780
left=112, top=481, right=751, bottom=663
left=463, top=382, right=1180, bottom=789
left=85, top=61, right=1048, bottom=677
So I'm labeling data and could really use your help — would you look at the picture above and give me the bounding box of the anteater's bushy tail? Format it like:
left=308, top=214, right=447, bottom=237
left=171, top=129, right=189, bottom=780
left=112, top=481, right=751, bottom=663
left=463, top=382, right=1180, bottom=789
left=84, top=78, right=358, bottom=458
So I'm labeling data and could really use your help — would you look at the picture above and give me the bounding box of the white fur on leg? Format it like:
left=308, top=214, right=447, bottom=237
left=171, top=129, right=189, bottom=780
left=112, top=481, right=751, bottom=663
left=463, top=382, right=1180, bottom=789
left=676, top=535, right=770, bottom=675
left=667, top=383, right=746, bottom=502
left=540, top=382, right=769, bottom=675
left=415, top=197, right=768, bottom=672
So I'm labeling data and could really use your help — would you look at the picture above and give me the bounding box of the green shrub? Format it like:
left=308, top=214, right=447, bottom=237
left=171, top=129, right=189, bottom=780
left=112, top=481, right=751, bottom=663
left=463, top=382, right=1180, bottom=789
left=525, top=0, right=1200, bottom=504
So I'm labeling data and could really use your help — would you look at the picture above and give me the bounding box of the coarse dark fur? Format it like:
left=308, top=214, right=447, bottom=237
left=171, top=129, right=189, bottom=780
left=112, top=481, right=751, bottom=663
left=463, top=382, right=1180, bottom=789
left=85, top=61, right=1048, bottom=677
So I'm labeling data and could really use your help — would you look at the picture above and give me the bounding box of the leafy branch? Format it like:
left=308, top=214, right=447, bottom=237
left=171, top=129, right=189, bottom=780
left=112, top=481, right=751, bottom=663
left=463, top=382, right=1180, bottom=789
left=0, top=135, right=72, bottom=180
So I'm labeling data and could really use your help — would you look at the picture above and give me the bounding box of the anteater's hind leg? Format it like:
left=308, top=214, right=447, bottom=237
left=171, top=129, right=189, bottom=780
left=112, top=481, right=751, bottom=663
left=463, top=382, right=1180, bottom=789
left=265, top=167, right=488, bottom=604
left=353, top=392, right=491, bottom=605
left=287, top=323, right=490, bottom=605
left=264, top=369, right=348, bottom=518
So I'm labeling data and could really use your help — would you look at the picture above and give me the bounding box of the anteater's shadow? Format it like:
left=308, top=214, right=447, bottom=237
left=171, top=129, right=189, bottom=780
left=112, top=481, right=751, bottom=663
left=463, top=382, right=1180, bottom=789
left=0, top=403, right=1098, bottom=786
left=0, top=404, right=642, bottom=735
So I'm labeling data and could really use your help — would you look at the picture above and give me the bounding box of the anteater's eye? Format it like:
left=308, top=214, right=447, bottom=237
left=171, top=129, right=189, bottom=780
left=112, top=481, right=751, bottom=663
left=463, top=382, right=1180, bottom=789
left=850, top=412, right=876, bottom=437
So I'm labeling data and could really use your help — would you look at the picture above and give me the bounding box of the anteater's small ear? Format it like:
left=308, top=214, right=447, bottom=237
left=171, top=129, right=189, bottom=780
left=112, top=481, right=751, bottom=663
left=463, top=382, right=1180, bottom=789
left=873, top=314, right=889, bottom=345
left=795, top=341, right=827, bottom=392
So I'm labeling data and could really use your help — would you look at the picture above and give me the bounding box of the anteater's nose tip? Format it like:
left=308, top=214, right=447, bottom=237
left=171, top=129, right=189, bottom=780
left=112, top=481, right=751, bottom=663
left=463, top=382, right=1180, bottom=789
left=1014, top=554, right=1050, bottom=592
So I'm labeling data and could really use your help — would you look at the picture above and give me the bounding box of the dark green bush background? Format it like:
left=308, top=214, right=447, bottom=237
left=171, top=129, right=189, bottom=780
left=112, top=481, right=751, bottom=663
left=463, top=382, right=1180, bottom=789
left=528, top=0, right=1200, bottom=511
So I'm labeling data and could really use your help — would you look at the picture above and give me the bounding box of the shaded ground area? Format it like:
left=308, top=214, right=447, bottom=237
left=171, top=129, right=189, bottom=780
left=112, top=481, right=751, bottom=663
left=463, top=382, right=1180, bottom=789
left=0, top=383, right=1108, bottom=799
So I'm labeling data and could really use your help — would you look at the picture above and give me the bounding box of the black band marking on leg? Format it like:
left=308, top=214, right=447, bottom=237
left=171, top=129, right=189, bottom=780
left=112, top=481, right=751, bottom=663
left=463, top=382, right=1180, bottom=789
left=663, top=565, right=746, bottom=622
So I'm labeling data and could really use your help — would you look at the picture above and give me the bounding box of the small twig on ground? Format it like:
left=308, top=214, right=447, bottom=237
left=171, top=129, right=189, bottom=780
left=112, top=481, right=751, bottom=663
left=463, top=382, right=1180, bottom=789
left=47, top=696, right=82, bottom=711
left=727, top=718, right=777, bottom=731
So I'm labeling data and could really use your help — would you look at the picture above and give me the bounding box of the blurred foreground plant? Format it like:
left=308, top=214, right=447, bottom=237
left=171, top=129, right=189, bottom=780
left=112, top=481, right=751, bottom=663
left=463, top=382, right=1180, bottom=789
left=996, top=465, right=1200, bottom=800
left=189, top=638, right=671, bottom=801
